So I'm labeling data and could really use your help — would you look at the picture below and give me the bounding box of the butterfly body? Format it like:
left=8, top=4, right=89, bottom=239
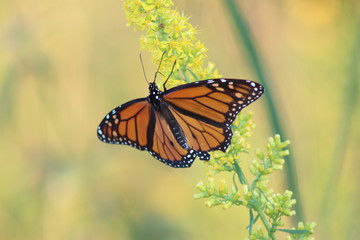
left=98, top=78, right=264, bottom=168
left=143, top=82, right=189, bottom=150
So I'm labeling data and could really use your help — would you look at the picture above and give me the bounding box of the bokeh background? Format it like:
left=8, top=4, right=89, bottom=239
left=1, top=0, right=359, bottom=239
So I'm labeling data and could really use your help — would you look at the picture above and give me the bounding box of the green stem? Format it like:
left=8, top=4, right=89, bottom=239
left=321, top=14, right=360, bottom=228
left=223, top=0, right=304, bottom=221
left=233, top=160, right=249, bottom=185
left=253, top=202, right=276, bottom=240
left=234, top=161, right=276, bottom=239
left=180, top=67, right=192, bottom=82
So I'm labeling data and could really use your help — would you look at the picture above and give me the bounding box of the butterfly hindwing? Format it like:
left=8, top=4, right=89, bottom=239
left=148, top=109, right=196, bottom=167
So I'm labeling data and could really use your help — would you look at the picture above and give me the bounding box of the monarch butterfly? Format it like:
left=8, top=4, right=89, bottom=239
left=97, top=58, right=264, bottom=168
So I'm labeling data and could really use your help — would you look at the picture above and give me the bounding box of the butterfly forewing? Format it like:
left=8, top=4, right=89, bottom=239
left=164, top=78, right=264, bottom=152
left=97, top=98, right=153, bottom=150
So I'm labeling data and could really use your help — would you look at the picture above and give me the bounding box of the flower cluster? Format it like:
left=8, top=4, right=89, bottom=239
left=265, top=190, right=296, bottom=227
left=123, top=0, right=220, bottom=88
left=268, top=190, right=296, bottom=216
left=251, top=135, right=290, bottom=176
left=195, top=133, right=315, bottom=239
left=194, top=177, right=243, bottom=210
left=195, top=134, right=291, bottom=210
left=249, top=135, right=290, bottom=196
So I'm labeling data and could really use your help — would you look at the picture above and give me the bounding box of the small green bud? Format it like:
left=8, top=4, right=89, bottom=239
left=249, top=164, right=259, bottom=176
left=258, top=165, right=265, bottom=172
left=242, top=185, right=249, bottom=195
left=272, top=164, right=283, bottom=170
left=297, top=222, right=305, bottom=229
left=231, top=190, right=242, bottom=201
left=256, top=151, right=264, bottom=160
left=206, top=177, right=215, bottom=195
left=205, top=197, right=217, bottom=208
left=284, top=190, right=293, bottom=198
left=218, top=180, right=228, bottom=196
left=193, top=193, right=205, bottom=199
left=273, top=156, right=285, bottom=165
left=222, top=201, right=233, bottom=210
left=245, top=191, right=252, bottom=201
left=283, top=209, right=292, bottom=216
left=195, top=181, right=206, bottom=192
left=207, top=186, right=215, bottom=195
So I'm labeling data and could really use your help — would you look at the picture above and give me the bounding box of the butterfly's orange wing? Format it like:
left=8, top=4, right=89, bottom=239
left=97, top=98, right=197, bottom=167
left=149, top=110, right=196, bottom=167
left=163, top=79, right=264, bottom=154
left=97, top=99, right=152, bottom=149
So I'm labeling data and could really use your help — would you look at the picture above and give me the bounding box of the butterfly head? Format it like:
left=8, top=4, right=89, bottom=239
left=148, top=82, right=164, bottom=107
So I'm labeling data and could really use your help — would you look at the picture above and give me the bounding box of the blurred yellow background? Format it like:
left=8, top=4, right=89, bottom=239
left=1, top=0, right=359, bottom=239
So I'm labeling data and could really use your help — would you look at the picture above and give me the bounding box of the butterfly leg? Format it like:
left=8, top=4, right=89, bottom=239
left=197, top=151, right=210, bottom=161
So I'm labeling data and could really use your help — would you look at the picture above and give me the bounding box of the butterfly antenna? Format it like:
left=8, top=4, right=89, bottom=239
left=139, top=53, right=149, bottom=84
left=154, top=51, right=167, bottom=83
left=163, top=60, right=177, bottom=91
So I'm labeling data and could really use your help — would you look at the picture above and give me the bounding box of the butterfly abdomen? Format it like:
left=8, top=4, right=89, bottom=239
left=159, top=101, right=189, bottom=150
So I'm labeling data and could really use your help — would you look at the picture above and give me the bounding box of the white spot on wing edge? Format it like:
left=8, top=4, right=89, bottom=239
left=207, top=80, right=215, bottom=83
left=250, top=82, right=256, bottom=87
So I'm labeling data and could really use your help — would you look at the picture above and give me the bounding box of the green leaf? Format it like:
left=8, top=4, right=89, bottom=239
left=277, top=228, right=311, bottom=234
left=233, top=160, right=246, bottom=185
left=248, top=208, right=254, bottom=234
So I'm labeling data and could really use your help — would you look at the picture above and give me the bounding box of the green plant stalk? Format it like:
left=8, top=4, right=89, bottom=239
left=234, top=159, right=275, bottom=239
left=223, top=0, right=304, bottom=221
left=253, top=203, right=276, bottom=240
left=321, top=14, right=360, bottom=223
left=233, top=159, right=249, bottom=185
